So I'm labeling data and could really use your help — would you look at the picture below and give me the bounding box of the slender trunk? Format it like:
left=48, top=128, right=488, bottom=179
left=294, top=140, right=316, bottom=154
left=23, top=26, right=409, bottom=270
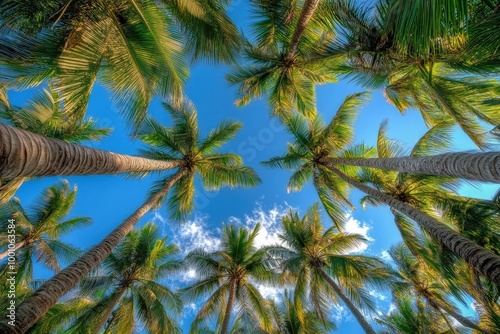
left=328, top=166, right=500, bottom=285
left=0, top=239, right=26, bottom=260
left=432, top=298, right=484, bottom=333
left=0, top=177, right=25, bottom=205
left=436, top=307, right=458, bottom=334
left=92, top=284, right=128, bottom=334
left=317, top=267, right=376, bottom=334
left=220, top=279, right=237, bottom=334
left=287, top=0, right=321, bottom=56
left=0, top=124, right=183, bottom=178
left=325, top=151, right=500, bottom=183
left=0, top=169, right=186, bottom=334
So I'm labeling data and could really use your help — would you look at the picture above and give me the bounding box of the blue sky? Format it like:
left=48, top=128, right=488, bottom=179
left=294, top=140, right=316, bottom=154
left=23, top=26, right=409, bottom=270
left=6, top=1, right=499, bottom=333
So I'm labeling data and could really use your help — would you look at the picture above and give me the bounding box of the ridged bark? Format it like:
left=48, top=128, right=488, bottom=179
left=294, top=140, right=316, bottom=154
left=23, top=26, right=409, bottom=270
left=0, top=169, right=186, bottom=334
left=318, top=268, right=376, bottom=334
left=220, top=279, right=237, bottom=334
left=287, top=0, right=321, bottom=56
left=325, top=152, right=500, bottom=183
left=92, top=284, right=128, bottom=334
left=0, top=124, right=182, bottom=178
left=328, top=166, right=500, bottom=285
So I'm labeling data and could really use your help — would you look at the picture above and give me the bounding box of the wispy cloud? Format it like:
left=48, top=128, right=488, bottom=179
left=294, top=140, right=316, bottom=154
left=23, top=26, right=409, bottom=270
left=342, top=214, right=374, bottom=254
left=380, top=250, right=392, bottom=262
left=155, top=212, right=221, bottom=255
left=369, top=290, right=387, bottom=301
left=229, top=203, right=292, bottom=248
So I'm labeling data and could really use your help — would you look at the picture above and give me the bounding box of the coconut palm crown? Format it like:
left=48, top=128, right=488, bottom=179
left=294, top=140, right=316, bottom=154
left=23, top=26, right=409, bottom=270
left=1, top=98, right=261, bottom=334
left=64, top=222, right=183, bottom=334
left=182, top=223, right=278, bottom=334
left=227, top=0, right=338, bottom=118
left=266, top=204, right=392, bottom=334
left=0, top=181, right=89, bottom=286
left=138, top=98, right=262, bottom=220
left=263, top=91, right=372, bottom=229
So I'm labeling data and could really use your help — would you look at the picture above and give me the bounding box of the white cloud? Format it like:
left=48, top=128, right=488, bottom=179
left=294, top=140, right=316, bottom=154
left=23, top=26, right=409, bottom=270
left=342, top=214, right=373, bottom=253
left=157, top=213, right=221, bottom=255
left=330, top=304, right=350, bottom=323
left=380, top=250, right=392, bottom=262
left=229, top=203, right=292, bottom=248
left=256, top=284, right=282, bottom=303
left=180, top=268, right=198, bottom=283
left=387, top=303, right=397, bottom=314
left=369, top=290, right=387, bottom=301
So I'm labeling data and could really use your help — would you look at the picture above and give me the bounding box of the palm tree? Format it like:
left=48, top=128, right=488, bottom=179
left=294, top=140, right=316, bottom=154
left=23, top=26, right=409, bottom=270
left=264, top=97, right=500, bottom=283
left=438, top=196, right=500, bottom=332
left=264, top=92, right=372, bottom=229
left=182, top=223, right=277, bottom=334
left=320, top=0, right=500, bottom=148
left=358, top=120, right=458, bottom=254
left=389, top=243, right=484, bottom=332
left=61, top=223, right=182, bottom=334
left=267, top=204, right=392, bottom=334
left=0, top=98, right=261, bottom=333
left=227, top=0, right=337, bottom=117
left=0, top=181, right=89, bottom=276
left=268, top=290, right=336, bottom=334
left=0, top=123, right=184, bottom=179
left=0, top=86, right=111, bottom=203
left=0, top=0, right=240, bottom=128
left=0, top=181, right=88, bottom=324
left=375, top=295, right=456, bottom=334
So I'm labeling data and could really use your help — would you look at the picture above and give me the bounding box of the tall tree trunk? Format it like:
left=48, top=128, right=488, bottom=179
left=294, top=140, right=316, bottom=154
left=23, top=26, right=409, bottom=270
left=0, top=124, right=183, bottom=178
left=435, top=307, right=458, bottom=334
left=328, top=166, right=500, bottom=285
left=431, top=297, right=485, bottom=333
left=0, top=169, right=186, bottom=334
left=220, top=278, right=237, bottom=334
left=0, top=177, right=25, bottom=205
left=317, top=268, right=376, bottom=334
left=287, top=0, right=321, bottom=56
left=0, top=240, right=26, bottom=260
left=325, top=151, right=500, bottom=183
left=92, top=284, right=128, bottom=334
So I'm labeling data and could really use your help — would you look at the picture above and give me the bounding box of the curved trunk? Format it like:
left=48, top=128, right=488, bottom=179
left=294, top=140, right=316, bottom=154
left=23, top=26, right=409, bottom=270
left=92, top=284, right=128, bottom=334
left=0, top=124, right=182, bottom=178
left=0, top=239, right=26, bottom=260
left=0, top=169, right=186, bottom=334
left=220, top=278, right=237, bottom=334
left=325, top=152, right=500, bottom=183
left=287, top=0, right=321, bottom=56
left=328, top=166, right=500, bottom=285
left=317, top=267, right=376, bottom=334
left=0, top=177, right=25, bottom=205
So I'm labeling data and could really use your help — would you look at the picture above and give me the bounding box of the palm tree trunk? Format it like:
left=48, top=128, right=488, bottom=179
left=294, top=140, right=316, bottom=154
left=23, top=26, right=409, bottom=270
left=0, top=239, right=26, bottom=260
left=0, top=169, right=186, bottom=334
left=0, top=177, right=25, bottom=205
left=325, top=151, right=500, bottom=183
left=432, top=298, right=485, bottom=333
left=0, top=124, right=183, bottom=178
left=287, top=0, right=321, bottom=56
left=328, top=166, right=500, bottom=285
left=220, top=279, right=237, bottom=334
left=92, top=284, right=128, bottom=334
left=436, top=307, right=458, bottom=334
left=317, top=267, right=376, bottom=334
